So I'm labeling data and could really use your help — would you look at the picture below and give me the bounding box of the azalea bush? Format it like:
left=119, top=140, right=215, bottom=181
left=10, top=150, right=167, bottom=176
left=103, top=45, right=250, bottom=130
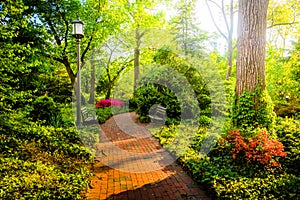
left=95, top=98, right=124, bottom=109
left=225, top=129, right=287, bottom=167
left=151, top=118, right=300, bottom=199
left=95, top=99, right=125, bottom=124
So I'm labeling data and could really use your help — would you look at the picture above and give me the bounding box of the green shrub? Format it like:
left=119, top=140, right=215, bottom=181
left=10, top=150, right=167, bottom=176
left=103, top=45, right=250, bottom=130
left=168, top=122, right=299, bottom=200
left=29, top=95, right=70, bottom=127
left=179, top=142, right=300, bottom=200
left=0, top=112, right=93, bottom=199
left=0, top=158, right=91, bottom=200
left=231, top=89, right=275, bottom=131
left=133, top=83, right=181, bottom=124
left=274, top=103, right=300, bottom=118
left=275, top=118, right=300, bottom=175
left=131, top=48, right=212, bottom=124
left=96, top=107, right=112, bottom=124
left=213, top=173, right=300, bottom=200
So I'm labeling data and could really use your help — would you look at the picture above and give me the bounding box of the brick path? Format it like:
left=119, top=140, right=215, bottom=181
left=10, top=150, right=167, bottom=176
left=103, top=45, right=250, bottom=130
left=86, top=112, right=210, bottom=200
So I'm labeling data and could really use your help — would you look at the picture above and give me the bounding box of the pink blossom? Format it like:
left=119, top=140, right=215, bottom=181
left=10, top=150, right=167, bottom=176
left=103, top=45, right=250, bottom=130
left=95, top=98, right=124, bottom=109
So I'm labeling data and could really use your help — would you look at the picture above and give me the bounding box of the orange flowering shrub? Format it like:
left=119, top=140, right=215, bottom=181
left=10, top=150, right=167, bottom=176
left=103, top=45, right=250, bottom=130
left=226, top=130, right=287, bottom=167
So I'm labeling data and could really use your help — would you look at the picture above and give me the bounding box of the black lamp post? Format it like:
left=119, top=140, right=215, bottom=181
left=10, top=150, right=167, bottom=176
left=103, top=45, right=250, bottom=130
left=72, top=19, right=84, bottom=128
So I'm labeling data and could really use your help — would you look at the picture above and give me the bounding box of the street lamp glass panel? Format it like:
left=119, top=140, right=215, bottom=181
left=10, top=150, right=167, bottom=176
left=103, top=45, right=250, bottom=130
left=72, top=20, right=84, bottom=38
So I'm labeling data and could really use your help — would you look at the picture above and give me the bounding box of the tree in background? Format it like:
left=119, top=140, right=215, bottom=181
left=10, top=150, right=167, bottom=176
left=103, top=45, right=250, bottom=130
left=94, top=36, right=134, bottom=99
left=22, top=0, right=126, bottom=88
left=205, top=0, right=238, bottom=80
left=170, top=0, right=209, bottom=57
left=0, top=0, right=59, bottom=111
left=267, top=0, right=300, bottom=53
left=124, top=0, right=166, bottom=89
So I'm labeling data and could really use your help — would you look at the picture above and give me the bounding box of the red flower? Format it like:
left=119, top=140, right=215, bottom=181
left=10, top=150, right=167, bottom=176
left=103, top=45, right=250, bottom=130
left=226, top=130, right=287, bottom=167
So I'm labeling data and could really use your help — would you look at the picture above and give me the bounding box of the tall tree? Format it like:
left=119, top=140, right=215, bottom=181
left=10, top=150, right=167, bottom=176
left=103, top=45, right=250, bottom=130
left=236, top=0, right=269, bottom=97
left=234, top=0, right=271, bottom=128
left=171, top=0, right=208, bottom=56
left=94, top=36, right=134, bottom=99
left=23, top=0, right=126, bottom=87
left=0, top=0, right=58, bottom=110
left=205, top=0, right=238, bottom=80
left=125, top=0, right=165, bottom=89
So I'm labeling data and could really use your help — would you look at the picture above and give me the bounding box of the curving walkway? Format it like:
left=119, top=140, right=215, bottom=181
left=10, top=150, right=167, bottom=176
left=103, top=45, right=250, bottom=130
left=86, top=112, right=210, bottom=200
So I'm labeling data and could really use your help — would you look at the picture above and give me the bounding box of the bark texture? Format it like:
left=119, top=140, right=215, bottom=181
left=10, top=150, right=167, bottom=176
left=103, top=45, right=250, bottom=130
left=236, top=0, right=269, bottom=98
left=134, top=28, right=142, bottom=90
left=88, top=63, right=95, bottom=104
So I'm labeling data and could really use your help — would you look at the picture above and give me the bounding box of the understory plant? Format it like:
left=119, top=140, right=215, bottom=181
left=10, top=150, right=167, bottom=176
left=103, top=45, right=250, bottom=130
left=95, top=98, right=124, bottom=109
left=231, top=88, right=276, bottom=131
left=95, top=98, right=125, bottom=123
left=0, top=111, right=93, bottom=199
left=225, top=129, right=287, bottom=167
left=152, top=115, right=299, bottom=199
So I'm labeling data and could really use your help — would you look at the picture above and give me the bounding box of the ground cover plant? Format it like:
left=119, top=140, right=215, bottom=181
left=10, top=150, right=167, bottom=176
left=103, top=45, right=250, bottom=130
left=151, top=116, right=300, bottom=199
left=0, top=111, right=93, bottom=199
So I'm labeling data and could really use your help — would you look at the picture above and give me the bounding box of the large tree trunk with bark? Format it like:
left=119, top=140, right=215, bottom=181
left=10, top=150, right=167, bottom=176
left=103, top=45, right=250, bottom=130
left=236, top=0, right=269, bottom=99
left=233, top=0, right=274, bottom=129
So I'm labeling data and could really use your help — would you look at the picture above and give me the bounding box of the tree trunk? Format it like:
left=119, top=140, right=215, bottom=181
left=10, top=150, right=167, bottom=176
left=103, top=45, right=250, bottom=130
left=105, top=82, right=113, bottom=99
left=236, top=0, right=269, bottom=99
left=134, top=28, right=141, bottom=90
left=233, top=0, right=273, bottom=129
left=225, top=39, right=233, bottom=80
left=225, top=0, right=234, bottom=80
left=88, top=62, right=95, bottom=104
left=62, top=57, right=76, bottom=86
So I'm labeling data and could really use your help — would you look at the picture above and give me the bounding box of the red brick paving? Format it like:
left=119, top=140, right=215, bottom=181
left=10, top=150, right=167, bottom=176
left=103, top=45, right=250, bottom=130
left=86, top=112, right=210, bottom=200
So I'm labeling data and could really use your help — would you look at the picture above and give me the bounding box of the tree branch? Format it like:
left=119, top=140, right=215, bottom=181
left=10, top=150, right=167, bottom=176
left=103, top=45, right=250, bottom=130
left=45, top=17, right=62, bottom=45
left=205, top=0, right=228, bottom=41
left=207, top=0, right=222, bottom=10
left=268, top=7, right=297, bottom=29
left=60, top=10, right=69, bottom=57
left=268, top=21, right=298, bottom=29
left=221, top=0, right=230, bottom=34
left=112, top=58, right=134, bottom=82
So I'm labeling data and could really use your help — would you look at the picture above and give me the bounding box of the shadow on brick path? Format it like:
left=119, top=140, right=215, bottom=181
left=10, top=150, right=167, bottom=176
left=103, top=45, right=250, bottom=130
left=86, top=112, right=210, bottom=200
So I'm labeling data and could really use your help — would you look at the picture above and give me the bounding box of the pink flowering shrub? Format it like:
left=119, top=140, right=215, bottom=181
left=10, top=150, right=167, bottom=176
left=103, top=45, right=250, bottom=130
left=95, top=98, right=124, bottom=109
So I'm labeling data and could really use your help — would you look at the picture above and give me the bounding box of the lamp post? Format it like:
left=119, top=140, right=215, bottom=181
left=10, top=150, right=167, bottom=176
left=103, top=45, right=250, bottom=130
left=72, top=19, right=84, bottom=128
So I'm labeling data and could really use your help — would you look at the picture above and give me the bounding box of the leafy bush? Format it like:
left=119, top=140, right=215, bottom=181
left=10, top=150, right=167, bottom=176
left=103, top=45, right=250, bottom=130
left=30, top=95, right=62, bottom=125
left=275, top=118, right=300, bottom=175
left=179, top=140, right=299, bottom=199
left=131, top=47, right=212, bottom=124
left=0, top=158, right=90, bottom=200
left=95, top=98, right=126, bottom=124
left=96, top=107, right=112, bottom=124
left=152, top=118, right=299, bottom=199
left=0, top=111, right=93, bottom=199
left=225, top=129, right=287, bottom=167
left=213, top=173, right=300, bottom=199
left=274, top=103, right=300, bottom=118
left=132, top=67, right=209, bottom=124
left=95, top=98, right=124, bottom=109
left=231, top=89, right=275, bottom=130
left=133, top=83, right=181, bottom=124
